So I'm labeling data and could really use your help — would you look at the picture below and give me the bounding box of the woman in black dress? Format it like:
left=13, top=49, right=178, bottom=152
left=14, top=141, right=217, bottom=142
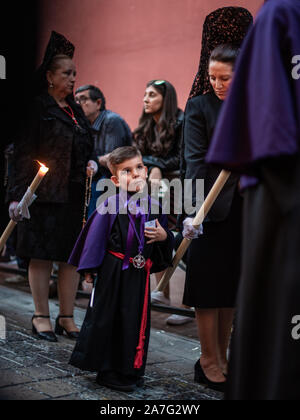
left=182, top=45, right=243, bottom=391
left=180, top=7, right=253, bottom=392
left=7, top=32, right=97, bottom=342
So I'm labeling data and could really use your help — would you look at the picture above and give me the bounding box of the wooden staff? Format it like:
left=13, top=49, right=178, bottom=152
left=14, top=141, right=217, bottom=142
left=156, top=169, right=231, bottom=292
left=0, top=162, right=49, bottom=253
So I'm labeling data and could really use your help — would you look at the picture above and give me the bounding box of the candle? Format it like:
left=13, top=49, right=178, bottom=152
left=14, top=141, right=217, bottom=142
left=30, top=161, right=49, bottom=193
left=0, top=162, right=49, bottom=253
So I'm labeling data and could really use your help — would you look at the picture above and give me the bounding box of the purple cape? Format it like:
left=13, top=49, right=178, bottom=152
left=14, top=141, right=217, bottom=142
left=206, top=0, right=300, bottom=188
left=68, top=193, right=166, bottom=273
left=68, top=196, right=119, bottom=273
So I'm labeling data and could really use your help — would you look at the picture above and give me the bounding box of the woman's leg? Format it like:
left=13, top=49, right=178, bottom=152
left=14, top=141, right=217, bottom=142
left=28, top=258, right=53, bottom=331
left=195, top=308, right=226, bottom=383
left=57, top=262, right=80, bottom=332
left=218, top=308, right=235, bottom=374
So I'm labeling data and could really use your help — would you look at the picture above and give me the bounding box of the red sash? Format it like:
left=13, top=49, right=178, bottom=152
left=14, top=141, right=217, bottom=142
left=108, top=250, right=153, bottom=369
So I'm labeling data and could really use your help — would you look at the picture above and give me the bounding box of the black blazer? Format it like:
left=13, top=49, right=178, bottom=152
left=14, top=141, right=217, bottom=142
left=183, top=92, right=239, bottom=222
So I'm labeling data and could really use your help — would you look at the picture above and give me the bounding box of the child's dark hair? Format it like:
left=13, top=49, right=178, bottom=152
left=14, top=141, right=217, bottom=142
left=108, top=146, right=142, bottom=174
left=209, top=44, right=239, bottom=68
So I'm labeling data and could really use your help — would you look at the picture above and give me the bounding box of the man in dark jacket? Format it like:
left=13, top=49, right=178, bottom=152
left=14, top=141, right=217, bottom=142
left=75, top=85, right=132, bottom=289
left=75, top=85, right=132, bottom=217
left=75, top=85, right=132, bottom=177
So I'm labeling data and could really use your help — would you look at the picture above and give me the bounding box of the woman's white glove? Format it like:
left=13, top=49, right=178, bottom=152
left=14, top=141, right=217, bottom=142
left=9, top=202, right=23, bottom=222
left=87, top=160, right=98, bottom=177
left=182, top=217, right=203, bottom=240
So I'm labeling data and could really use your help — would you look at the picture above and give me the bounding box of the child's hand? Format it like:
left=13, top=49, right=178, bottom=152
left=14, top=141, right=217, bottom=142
left=144, top=219, right=167, bottom=244
left=85, top=273, right=94, bottom=283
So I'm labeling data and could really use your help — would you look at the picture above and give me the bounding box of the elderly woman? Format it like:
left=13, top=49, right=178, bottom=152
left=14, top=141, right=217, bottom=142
left=7, top=32, right=97, bottom=342
left=133, top=80, right=183, bottom=183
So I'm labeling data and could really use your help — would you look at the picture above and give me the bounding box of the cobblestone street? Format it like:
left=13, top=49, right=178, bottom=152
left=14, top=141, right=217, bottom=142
left=0, top=284, right=223, bottom=401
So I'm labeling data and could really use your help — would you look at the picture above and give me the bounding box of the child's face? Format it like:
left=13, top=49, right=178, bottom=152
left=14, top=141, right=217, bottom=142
left=111, top=156, right=148, bottom=192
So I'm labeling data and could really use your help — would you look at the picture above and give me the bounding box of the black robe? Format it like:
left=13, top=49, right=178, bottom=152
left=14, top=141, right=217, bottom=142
left=69, top=198, right=174, bottom=377
left=226, top=158, right=300, bottom=399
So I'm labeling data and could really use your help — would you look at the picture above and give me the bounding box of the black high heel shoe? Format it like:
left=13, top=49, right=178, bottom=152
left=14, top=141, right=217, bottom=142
left=55, top=315, right=80, bottom=339
left=194, top=359, right=226, bottom=393
left=32, top=315, right=57, bottom=342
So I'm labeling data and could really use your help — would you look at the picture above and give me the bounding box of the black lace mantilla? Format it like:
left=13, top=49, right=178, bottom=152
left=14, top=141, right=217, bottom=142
left=189, top=7, right=253, bottom=99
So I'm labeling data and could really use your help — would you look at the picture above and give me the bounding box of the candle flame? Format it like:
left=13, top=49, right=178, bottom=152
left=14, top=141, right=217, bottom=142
left=36, top=161, right=49, bottom=174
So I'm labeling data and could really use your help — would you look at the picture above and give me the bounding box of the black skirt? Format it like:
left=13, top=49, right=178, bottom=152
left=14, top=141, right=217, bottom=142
left=182, top=192, right=242, bottom=308
left=226, top=163, right=300, bottom=400
left=16, top=183, right=85, bottom=262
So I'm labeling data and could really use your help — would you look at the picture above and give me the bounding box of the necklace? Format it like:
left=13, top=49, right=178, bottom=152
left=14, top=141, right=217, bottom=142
left=82, top=169, right=94, bottom=228
left=62, top=105, right=79, bottom=126
left=127, top=197, right=151, bottom=269
left=128, top=213, right=146, bottom=269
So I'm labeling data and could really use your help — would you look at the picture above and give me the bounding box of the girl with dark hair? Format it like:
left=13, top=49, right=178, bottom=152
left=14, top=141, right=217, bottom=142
left=134, top=80, right=183, bottom=182
left=134, top=80, right=185, bottom=319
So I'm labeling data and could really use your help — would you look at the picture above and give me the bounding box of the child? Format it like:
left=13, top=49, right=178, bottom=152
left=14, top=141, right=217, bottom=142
left=68, top=146, right=174, bottom=392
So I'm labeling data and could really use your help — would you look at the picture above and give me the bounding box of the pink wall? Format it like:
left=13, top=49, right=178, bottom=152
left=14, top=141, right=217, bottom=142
left=38, top=0, right=263, bottom=131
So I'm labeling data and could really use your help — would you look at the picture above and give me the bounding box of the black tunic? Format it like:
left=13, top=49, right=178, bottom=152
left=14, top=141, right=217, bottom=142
left=69, top=211, right=173, bottom=377
left=182, top=92, right=242, bottom=308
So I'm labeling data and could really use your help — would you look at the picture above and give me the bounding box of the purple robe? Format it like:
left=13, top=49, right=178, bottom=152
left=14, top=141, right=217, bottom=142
left=206, top=0, right=300, bottom=189
left=68, top=196, right=119, bottom=273
left=68, top=192, right=174, bottom=377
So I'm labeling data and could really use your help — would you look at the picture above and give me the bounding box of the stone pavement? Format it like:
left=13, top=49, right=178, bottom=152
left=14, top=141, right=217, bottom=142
left=0, top=285, right=223, bottom=401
